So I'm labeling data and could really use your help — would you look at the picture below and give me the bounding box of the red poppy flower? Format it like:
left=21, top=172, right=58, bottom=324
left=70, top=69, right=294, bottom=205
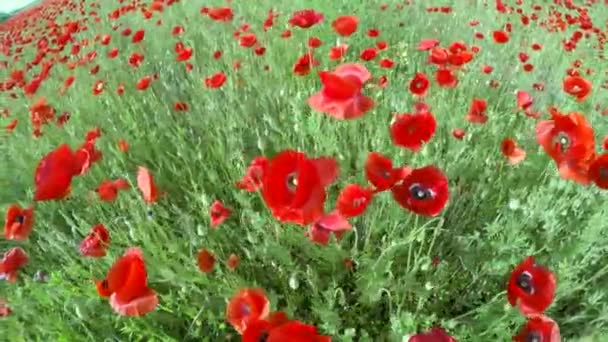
left=336, top=184, right=373, bottom=218
left=205, top=71, right=227, bottom=88
left=408, top=327, right=456, bottom=342
left=95, top=247, right=158, bottom=317
left=328, top=44, right=349, bottom=60
left=492, top=30, right=509, bottom=43
left=307, top=210, right=352, bottom=245
left=288, top=9, right=324, bottom=29
left=137, top=166, right=160, bottom=203
left=467, top=98, right=488, bottom=123
left=34, top=144, right=79, bottom=202
left=428, top=47, right=450, bottom=65
left=266, top=320, right=331, bottom=342
left=242, top=311, right=290, bottom=341
left=80, top=224, right=110, bottom=258
left=308, top=63, right=374, bottom=120
left=201, top=6, right=234, bottom=21
left=390, top=112, right=437, bottom=152
left=136, top=76, right=152, bottom=90
left=226, top=254, right=240, bottom=270
left=74, top=139, right=103, bottom=176
left=236, top=157, right=268, bottom=192
left=293, top=53, right=320, bottom=76
left=392, top=165, right=449, bottom=217
left=452, top=128, right=466, bottom=140
left=197, top=249, right=215, bottom=273
left=226, top=288, right=270, bottom=334
left=501, top=138, right=526, bottom=165
left=516, top=90, right=534, bottom=111
left=0, top=247, right=28, bottom=283
left=364, top=152, right=411, bottom=192
left=536, top=109, right=595, bottom=185
left=4, top=204, right=34, bottom=241
left=261, top=150, right=337, bottom=226
left=588, top=154, right=608, bottom=189
left=409, top=72, right=430, bottom=97
left=30, top=97, right=55, bottom=128
left=513, top=315, right=561, bottom=342
left=435, top=68, right=458, bottom=87
left=562, top=76, right=592, bottom=102
left=332, top=15, right=358, bottom=36
left=417, top=38, right=440, bottom=51
left=507, top=256, right=556, bottom=316
left=210, top=200, right=231, bottom=227
left=359, top=47, right=378, bottom=61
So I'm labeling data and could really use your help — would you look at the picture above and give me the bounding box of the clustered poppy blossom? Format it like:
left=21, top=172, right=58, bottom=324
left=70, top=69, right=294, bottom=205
left=226, top=288, right=331, bottom=341
left=507, top=256, right=561, bottom=341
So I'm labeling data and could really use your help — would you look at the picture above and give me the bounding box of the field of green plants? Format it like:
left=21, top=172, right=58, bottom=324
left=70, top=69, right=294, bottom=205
left=1, top=0, right=608, bottom=341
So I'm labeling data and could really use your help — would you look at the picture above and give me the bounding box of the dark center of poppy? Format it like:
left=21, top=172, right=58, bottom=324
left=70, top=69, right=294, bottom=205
left=14, top=215, right=25, bottom=224
left=286, top=172, right=298, bottom=192
left=257, top=331, right=269, bottom=342
left=34, top=270, right=48, bottom=283
left=409, top=183, right=432, bottom=200
left=525, top=331, right=542, bottom=342
left=516, top=271, right=535, bottom=295
left=101, top=279, right=109, bottom=290
left=599, top=166, right=608, bottom=179
left=240, top=303, right=251, bottom=316
left=553, top=132, right=570, bottom=152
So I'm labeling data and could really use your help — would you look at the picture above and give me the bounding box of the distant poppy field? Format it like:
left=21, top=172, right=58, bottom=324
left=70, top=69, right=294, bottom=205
left=1, top=0, right=608, bottom=341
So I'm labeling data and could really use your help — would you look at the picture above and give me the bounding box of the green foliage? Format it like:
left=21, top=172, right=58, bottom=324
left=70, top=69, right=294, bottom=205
left=1, top=0, right=608, bottom=341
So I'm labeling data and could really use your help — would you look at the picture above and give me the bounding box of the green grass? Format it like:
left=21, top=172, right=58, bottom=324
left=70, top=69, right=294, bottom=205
left=1, top=0, right=608, bottom=341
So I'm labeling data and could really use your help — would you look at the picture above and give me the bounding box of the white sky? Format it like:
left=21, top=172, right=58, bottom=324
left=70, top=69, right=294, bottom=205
left=0, top=0, right=37, bottom=13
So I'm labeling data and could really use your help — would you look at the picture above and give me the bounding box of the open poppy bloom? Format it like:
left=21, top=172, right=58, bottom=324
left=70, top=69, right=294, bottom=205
left=34, top=144, right=79, bottom=201
left=288, top=9, right=324, bottom=29
left=0, top=247, right=29, bottom=282
left=364, top=152, right=412, bottom=192
left=210, top=200, right=231, bottom=227
left=80, top=224, right=110, bottom=258
left=4, top=204, right=34, bottom=240
left=588, top=154, right=608, bottom=189
left=390, top=112, right=437, bottom=151
left=513, top=315, right=561, bottom=342
left=336, top=184, right=374, bottom=218
left=409, top=72, right=430, bottom=97
left=562, top=75, right=592, bottom=102
left=308, top=63, right=374, bottom=120
left=536, top=109, right=595, bottom=185
left=95, top=247, right=158, bottom=317
left=197, top=249, right=216, bottom=273
left=226, top=288, right=270, bottom=334
left=408, top=327, right=456, bottom=342
left=261, top=150, right=338, bottom=226
left=392, top=166, right=449, bottom=217
left=332, top=15, right=359, bottom=37
left=507, top=256, right=556, bottom=316
left=307, top=210, right=352, bottom=245
left=241, top=311, right=290, bottom=341
left=235, top=157, right=268, bottom=192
